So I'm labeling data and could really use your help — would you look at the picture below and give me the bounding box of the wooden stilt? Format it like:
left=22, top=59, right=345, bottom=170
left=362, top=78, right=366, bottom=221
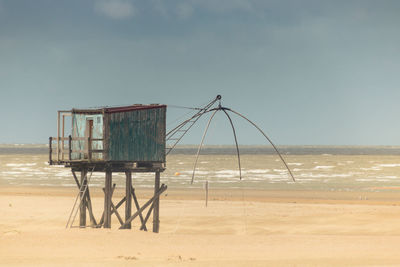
left=79, top=169, right=87, bottom=227
left=104, top=171, right=112, bottom=228
left=102, top=186, right=123, bottom=226
left=68, top=166, right=166, bottom=231
left=153, top=171, right=160, bottom=233
left=125, top=171, right=132, bottom=229
left=72, top=170, right=97, bottom=227
left=120, top=184, right=167, bottom=229
left=99, top=184, right=122, bottom=227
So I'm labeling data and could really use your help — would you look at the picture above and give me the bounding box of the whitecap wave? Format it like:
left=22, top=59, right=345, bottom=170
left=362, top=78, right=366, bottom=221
left=6, top=163, right=37, bottom=167
left=314, top=166, right=335, bottom=170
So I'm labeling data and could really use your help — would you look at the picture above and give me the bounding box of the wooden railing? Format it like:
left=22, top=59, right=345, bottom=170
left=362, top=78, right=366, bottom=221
left=49, top=136, right=104, bottom=164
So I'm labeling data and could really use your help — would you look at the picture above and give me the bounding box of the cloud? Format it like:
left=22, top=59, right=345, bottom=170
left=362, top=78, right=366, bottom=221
left=176, top=2, right=194, bottom=19
left=151, top=0, right=258, bottom=20
left=195, top=0, right=256, bottom=14
left=151, top=0, right=170, bottom=18
left=95, top=0, right=135, bottom=19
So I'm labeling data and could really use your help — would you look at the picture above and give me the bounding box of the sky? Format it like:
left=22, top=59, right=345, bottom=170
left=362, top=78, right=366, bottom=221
left=1, top=0, right=400, bottom=145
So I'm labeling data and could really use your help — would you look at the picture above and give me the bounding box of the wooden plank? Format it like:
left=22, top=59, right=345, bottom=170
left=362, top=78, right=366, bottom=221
left=104, top=171, right=112, bottom=228
left=98, top=195, right=126, bottom=227
left=57, top=111, right=60, bottom=161
left=120, top=184, right=167, bottom=229
left=80, top=137, right=103, bottom=141
left=131, top=186, right=147, bottom=231
left=125, top=172, right=132, bottom=229
left=112, top=202, right=123, bottom=226
left=73, top=174, right=98, bottom=228
left=140, top=203, right=154, bottom=231
left=52, top=137, right=103, bottom=141
left=102, top=187, right=123, bottom=226
left=115, top=196, right=127, bottom=210
left=88, top=137, right=92, bottom=160
left=153, top=171, right=160, bottom=233
left=79, top=169, right=87, bottom=227
left=70, top=149, right=104, bottom=153
left=48, top=137, right=53, bottom=165
left=62, top=114, right=65, bottom=161
left=72, top=170, right=79, bottom=187
left=84, top=186, right=97, bottom=227
left=68, top=135, right=72, bottom=160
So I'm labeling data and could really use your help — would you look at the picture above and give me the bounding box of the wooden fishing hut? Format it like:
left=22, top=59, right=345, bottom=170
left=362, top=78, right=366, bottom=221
left=49, top=104, right=167, bottom=232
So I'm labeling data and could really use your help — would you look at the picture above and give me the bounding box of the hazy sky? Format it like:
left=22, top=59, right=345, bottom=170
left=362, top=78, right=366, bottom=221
left=1, top=0, right=400, bottom=145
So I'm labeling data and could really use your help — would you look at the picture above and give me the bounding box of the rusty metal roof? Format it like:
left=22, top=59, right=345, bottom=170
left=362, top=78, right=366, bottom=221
left=71, top=104, right=166, bottom=114
left=104, top=104, right=166, bottom=113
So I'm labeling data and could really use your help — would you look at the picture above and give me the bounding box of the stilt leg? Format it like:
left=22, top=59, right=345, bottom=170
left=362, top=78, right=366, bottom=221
left=80, top=169, right=87, bottom=227
left=104, top=171, right=112, bottom=228
left=125, top=171, right=132, bottom=229
left=119, top=184, right=167, bottom=229
left=153, top=171, right=160, bottom=233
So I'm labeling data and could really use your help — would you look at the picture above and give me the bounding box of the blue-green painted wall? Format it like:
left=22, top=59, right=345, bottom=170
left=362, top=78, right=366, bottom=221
left=107, top=107, right=166, bottom=162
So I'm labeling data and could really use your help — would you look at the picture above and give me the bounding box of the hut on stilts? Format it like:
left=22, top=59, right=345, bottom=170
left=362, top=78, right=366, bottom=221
left=49, top=104, right=167, bottom=232
left=49, top=95, right=294, bottom=232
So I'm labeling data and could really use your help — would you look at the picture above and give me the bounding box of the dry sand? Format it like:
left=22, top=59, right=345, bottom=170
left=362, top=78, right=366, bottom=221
left=2, top=186, right=400, bottom=266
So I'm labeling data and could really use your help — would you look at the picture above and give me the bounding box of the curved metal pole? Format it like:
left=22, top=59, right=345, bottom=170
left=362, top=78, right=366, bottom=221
left=191, top=109, right=219, bottom=184
left=221, top=109, right=242, bottom=180
left=227, top=109, right=295, bottom=182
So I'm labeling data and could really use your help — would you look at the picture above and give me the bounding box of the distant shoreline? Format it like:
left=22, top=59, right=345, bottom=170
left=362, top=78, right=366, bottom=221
left=2, top=144, right=400, bottom=155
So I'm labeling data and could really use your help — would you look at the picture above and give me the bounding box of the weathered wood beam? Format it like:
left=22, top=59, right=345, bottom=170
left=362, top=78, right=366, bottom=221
left=153, top=171, right=160, bottom=233
left=98, top=194, right=126, bottom=227
left=140, top=203, right=154, bottom=231
left=79, top=169, right=87, bottom=227
left=102, top=187, right=123, bottom=226
left=104, top=171, right=112, bottom=228
left=125, top=171, right=132, bottom=229
left=72, top=170, right=97, bottom=227
left=131, top=186, right=147, bottom=231
left=49, top=137, right=53, bottom=165
left=120, top=184, right=167, bottom=229
left=68, top=135, right=72, bottom=161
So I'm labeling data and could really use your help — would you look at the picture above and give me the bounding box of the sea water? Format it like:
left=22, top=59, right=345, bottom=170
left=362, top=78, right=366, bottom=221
left=1, top=144, right=400, bottom=192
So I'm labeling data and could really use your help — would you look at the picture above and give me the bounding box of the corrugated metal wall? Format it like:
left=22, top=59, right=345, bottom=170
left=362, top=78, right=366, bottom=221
left=106, top=107, right=166, bottom=162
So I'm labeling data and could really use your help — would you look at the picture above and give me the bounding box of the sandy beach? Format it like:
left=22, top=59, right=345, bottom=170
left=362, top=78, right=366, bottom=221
left=2, top=186, right=400, bottom=266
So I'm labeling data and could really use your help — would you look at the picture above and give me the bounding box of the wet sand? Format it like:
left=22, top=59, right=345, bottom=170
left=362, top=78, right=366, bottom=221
left=2, top=186, right=400, bottom=266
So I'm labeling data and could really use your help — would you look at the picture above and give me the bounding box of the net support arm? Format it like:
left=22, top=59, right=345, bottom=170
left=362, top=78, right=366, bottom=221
left=226, top=108, right=295, bottom=182
left=191, top=109, right=219, bottom=184
left=221, top=108, right=242, bottom=180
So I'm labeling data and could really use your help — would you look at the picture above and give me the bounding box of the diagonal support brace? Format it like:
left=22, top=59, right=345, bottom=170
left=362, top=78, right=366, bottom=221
left=120, top=184, right=167, bottom=229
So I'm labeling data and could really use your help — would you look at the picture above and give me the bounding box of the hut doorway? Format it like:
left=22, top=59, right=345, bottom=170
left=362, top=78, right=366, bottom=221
left=85, top=119, right=94, bottom=159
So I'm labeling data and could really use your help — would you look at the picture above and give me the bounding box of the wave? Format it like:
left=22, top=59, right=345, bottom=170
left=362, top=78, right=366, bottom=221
left=6, top=163, right=37, bottom=167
